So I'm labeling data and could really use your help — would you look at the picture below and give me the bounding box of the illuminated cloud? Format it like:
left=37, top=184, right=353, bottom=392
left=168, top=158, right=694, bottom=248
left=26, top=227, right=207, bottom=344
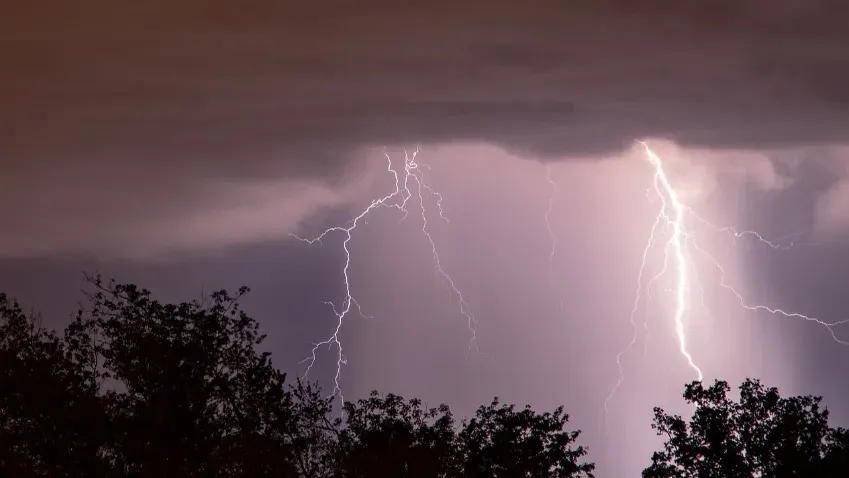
left=0, top=160, right=379, bottom=259
left=814, top=161, right=849, bottom=237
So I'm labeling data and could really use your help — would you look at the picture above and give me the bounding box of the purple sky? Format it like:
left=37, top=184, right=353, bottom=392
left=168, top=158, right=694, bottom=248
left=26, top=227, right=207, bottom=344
left=3, top=2, right=849, bottom=475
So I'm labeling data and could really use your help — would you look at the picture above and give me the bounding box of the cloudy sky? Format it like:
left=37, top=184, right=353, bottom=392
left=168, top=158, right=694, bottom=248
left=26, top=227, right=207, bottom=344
left=3, top=1, right=849, bottom=475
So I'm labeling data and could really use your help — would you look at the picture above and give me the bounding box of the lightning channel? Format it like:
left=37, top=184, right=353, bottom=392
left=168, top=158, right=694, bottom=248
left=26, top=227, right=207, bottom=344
left=691, top=239, right=849, bottom=344
left=291, top=148, right=477, bottom=401
left=603, top=200, right=666, bottom=421
left=406, top=149, right=480, bottom=354
left=544, top=165, right=565, bottom=314
left=642, top=141, right=704, bottom=380
left=606, top=141, right=849, bottom=416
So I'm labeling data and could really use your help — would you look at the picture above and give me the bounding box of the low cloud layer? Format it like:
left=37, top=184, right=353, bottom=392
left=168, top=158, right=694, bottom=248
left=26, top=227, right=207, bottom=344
left=814, top=159, right=849, bottom=236
left=3, top=1, right=849, bottom=256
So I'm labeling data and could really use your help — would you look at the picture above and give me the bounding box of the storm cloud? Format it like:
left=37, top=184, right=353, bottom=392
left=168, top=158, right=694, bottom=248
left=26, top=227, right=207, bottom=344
left=4, top=0, right=849, bottom=256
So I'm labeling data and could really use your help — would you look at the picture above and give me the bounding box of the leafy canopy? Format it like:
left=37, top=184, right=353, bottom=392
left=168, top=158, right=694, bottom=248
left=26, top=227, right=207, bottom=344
left=644, top=379, right=849, bottom=478
left=0, top=277, right=594, bottom=478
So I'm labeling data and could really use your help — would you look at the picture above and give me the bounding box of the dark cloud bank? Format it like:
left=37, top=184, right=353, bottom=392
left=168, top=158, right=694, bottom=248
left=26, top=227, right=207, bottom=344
left=5, top=0, right=849, bottom=174
left=5, top=0, right=849, bottom=256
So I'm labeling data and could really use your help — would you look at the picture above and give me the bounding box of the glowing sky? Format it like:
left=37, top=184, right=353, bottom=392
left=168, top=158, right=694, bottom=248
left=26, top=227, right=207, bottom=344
left=3, top=1, right=849, bottom=475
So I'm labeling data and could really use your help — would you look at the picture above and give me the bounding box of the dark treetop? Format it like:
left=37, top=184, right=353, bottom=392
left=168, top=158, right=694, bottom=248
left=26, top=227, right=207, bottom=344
left=0, top=277, right=594, bottom=478
left=2, top=276, right=847, bottom=477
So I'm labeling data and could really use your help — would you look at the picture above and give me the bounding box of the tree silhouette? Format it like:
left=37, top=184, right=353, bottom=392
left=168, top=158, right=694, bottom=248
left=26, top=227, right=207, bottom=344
left=458, top=398, right=595, bottom=477
left=8, top=277, right=849, bottom=477
left=0, top=293, right=108, bottom=476
left=333, top=392, right=459, bottom=477
left=0, top=277, right=594, bottom=477
left=333, top=392, right=595, bottom=477
left=643, top=378, right=849, bottom=477
left=68, top=276, right=322, bottom=476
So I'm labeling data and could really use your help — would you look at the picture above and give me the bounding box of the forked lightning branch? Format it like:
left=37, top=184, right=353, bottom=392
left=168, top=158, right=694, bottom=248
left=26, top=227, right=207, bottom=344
left=291, top=149, right=478, bottom=402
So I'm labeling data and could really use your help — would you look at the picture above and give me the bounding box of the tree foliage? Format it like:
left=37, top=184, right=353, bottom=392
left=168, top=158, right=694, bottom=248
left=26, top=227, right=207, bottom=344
left=67, top=278, right=311, bottom=476
left=334, top=393, right=458, bottom=477
left=6, top=276, right=848, bottom=477
left=0, top=293, right=107, bottom=477
left=334, top=393, right=595, bottom=477
left=0, top=277, right=593, bottom=477
left=457, top=399, right=593, bottom=477
left=644, top=379, right=849, bottom=478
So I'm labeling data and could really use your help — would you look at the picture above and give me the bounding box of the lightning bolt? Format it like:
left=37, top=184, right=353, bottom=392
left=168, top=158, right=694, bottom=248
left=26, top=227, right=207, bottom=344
left=291, top=148, right=478, bottom=401
left=691, top=239, right=849, bottom=344
left=643, top=142, right=703, bottom=380
left=604, top=141, right=848, bottom=417
left=603, top=195, right=666, bottom=420
left=544, top=165, right=565, bottom=313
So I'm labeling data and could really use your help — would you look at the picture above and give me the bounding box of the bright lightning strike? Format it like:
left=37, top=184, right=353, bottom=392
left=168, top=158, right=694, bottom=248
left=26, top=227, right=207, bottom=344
left=605, top=141, right=849, bottom=414
left=291, top=148, right=478, bottom=401
left=642, top=142, right=703, bottom=380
